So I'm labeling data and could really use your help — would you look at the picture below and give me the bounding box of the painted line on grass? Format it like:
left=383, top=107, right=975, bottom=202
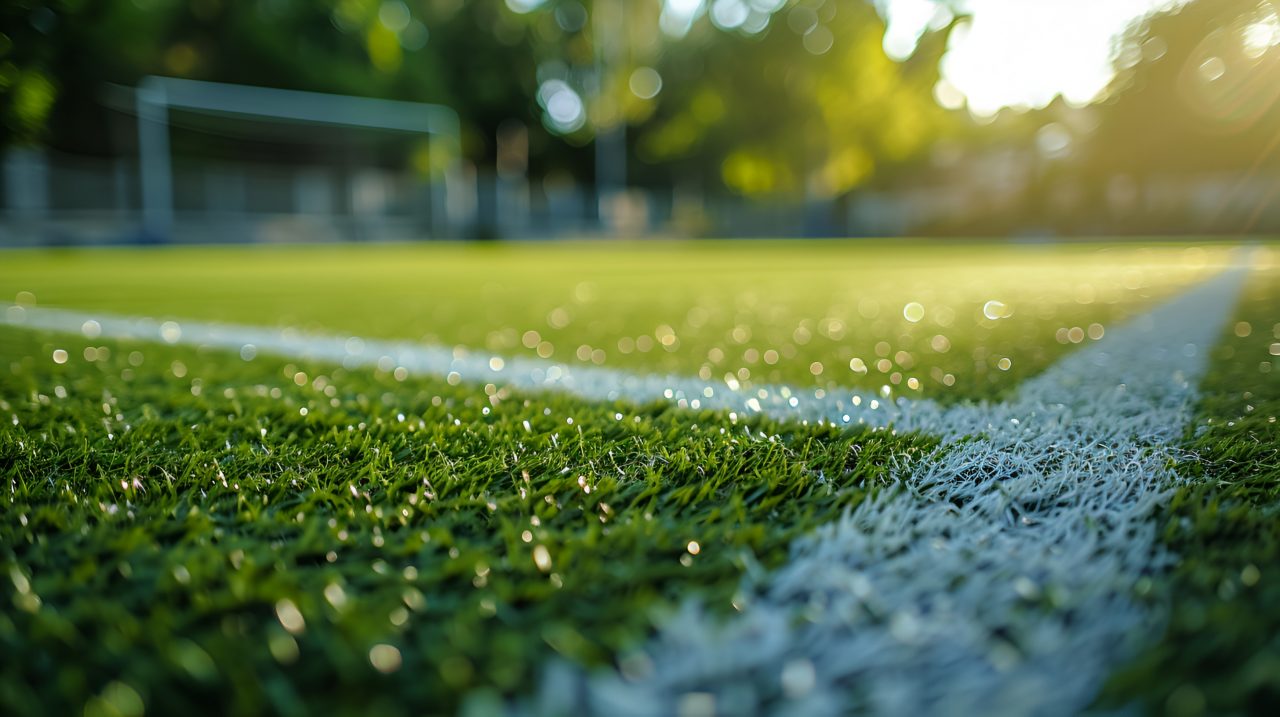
left=530, top=266, right=1248, bottom=716
left=5, top=302, right=926, bottom=431
left=1, top=267, right=1247, bottom=715
left=0, top=271, right=1239, bottom=443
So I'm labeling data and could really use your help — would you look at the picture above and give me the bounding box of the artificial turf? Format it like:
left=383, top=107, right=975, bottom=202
left=0, top=240, right=1229, bottom=399
left=1098, top=265, right=1280, bottom=716
left=0, top=240, right=1273, bottom=716
left=0, top=323, right=934, bottom=715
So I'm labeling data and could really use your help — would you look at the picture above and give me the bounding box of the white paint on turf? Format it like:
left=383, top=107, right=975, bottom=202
left=6, top=301, right=933, bottom=431
left=529, top=267, right=1247, bottom=716
left=3, top=266, right=1247, bottom=715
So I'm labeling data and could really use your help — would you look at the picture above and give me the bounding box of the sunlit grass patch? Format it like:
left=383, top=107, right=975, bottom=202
left=0, top=240, right=1229, bottom=400
left=0, top=325, right=934, bottom=715
left=0, top=239, right=1269, bottom=716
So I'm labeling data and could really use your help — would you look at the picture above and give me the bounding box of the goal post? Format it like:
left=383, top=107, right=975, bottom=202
left=133, top=76, right=462, bottom=241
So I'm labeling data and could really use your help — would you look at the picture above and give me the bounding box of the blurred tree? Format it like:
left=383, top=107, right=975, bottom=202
left=1071, top=0, right=1280, bottom=232
left=1088, top=0, right=1280, bottom=175
left=2, top=0, right=957, bottom=199
left=0, top=1, right=165, bottom=148
left=634, top=0, right=957, bottom=199
left=1, top=1, right=546, bottom=162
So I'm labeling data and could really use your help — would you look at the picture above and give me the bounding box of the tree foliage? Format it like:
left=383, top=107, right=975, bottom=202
left=639, top=1, right=955, bottom=197
left=2, top=0, right=953, bottom=195
left=1089, top=0, right=1280, bottom=175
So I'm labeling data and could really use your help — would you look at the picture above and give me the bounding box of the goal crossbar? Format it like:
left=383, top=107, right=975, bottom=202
left=134, top=75, right=462, bottom=240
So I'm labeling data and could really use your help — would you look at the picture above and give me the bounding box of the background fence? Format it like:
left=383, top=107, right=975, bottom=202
left=3, top=147, right=1278, bottom=246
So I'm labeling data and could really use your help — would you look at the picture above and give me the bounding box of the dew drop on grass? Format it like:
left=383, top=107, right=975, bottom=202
left=903, top=302, right=925, bottom=322
left=781, top=658, right=816, bottom=698
left=982, top=300, right=1010, bottom=320
left=160, top=321, right=182, bottom=344
left=323, top=583, right=347, bottom=610
left=269, top=632, right=299, bottom=665
left=275, top=599, right=306, bottom=635
left=532, top=544, right=552, bottom=572
left=369, top=644, right=402, bottom=673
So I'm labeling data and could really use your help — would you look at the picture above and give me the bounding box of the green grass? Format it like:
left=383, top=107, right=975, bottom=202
left=0, top=239, right=1272, bottom=716
left=0, top=323, right=934, bottom=715
left=1099, top=266, right=1280, bottom=716
left=0, top=240, right=1228, bottom=400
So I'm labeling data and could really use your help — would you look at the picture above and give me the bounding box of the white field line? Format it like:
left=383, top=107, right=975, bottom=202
left=6, top=303, right=926, bottom=430
left=528, top=267, right=1248, bottom=717
left=0, top=270, right=1239, bottom=440
left=2, top=267, right=1246, bottom=714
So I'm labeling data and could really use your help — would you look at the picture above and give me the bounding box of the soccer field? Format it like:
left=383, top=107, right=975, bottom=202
left=1, top=240, right=1277, bottom=716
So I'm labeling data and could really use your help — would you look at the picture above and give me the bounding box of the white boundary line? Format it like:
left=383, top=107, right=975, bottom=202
left=530, top=267, right=1247, bottom=716
left=2, top=266, right=1248, bottom=715
left=5, top=302, right=926, bottom=431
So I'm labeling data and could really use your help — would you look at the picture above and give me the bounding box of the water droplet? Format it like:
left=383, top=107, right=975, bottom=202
left=160, top=321, right=182, bottom=344
left=532, top=544, right=552, bottom=572
left=369, top=644, right=402, bottom=673
left=982, top=300, right=1010, bottom=320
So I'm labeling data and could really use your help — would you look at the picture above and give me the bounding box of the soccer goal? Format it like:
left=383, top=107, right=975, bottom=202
left=133, top=76, right=463, bottom=242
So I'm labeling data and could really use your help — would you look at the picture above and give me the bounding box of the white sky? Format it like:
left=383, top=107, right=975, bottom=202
left=882, top=0, right=1188, bottom=115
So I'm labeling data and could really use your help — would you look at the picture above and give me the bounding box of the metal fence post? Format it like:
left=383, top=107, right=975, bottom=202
left=136, top=78, right=173, bottom=242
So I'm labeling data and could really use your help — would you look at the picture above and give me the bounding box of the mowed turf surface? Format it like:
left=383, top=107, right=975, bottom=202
left=0, top=240, right=1231, bottom=399
left=0, top=241, right=1275, bottom=716
left=1100, top=264, right=1280, bottom=715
